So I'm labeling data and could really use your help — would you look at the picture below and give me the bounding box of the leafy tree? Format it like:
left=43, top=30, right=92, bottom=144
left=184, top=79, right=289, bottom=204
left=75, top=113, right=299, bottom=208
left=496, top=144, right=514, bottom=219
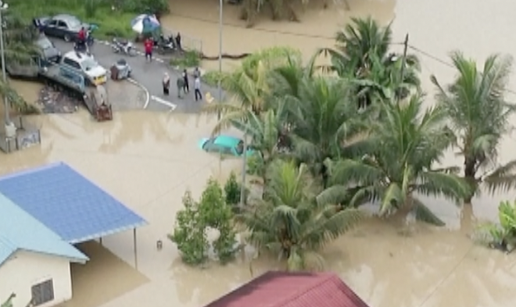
left=168, top=191, right=208, bottom=265
left=431, top=52, right=516, bottom=202
left=323, top=95, right=471, bottom=226
left=169, top=179, right=237, bottom=265
left=240, top=160, right=362, bottom=271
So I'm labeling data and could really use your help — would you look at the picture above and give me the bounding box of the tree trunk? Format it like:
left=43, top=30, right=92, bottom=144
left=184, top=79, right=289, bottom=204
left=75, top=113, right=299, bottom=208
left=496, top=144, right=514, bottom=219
left=464, top=157, right=477, bottom=203
left=460, top=202, right=475, bottom=234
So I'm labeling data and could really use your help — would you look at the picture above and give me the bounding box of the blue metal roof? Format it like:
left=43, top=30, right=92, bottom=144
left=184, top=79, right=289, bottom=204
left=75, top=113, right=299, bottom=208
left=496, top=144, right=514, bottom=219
left=0, top=162, right=147, bottom=244
left=0, top=193, right=88, bottom=266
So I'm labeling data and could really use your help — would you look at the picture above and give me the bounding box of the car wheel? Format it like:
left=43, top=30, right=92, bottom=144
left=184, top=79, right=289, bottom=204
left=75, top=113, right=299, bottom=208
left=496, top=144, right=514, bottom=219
left=64, top=34, right=71, bottom=42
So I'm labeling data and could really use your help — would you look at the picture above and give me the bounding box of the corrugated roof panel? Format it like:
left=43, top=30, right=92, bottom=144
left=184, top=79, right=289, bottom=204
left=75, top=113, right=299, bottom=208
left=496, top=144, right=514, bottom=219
left=204, top=271, right=370, bottom=307
left=0, top=193, right=88, bottom=266
left=0, top=162, right=147, bottom=244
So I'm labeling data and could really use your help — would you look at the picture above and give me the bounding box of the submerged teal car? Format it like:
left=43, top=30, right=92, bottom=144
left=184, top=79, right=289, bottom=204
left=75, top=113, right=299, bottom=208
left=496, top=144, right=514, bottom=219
left=198, top=135, right=254, bottom=157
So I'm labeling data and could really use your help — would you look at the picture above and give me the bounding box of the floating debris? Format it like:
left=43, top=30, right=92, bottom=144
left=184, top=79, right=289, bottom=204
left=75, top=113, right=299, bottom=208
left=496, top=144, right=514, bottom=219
left=37, top=86, right=81, bottom=114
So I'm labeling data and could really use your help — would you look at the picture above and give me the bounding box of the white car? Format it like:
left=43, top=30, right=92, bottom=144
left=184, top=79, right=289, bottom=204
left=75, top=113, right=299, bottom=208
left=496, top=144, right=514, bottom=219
left=61, top=51, right=107, bottom=85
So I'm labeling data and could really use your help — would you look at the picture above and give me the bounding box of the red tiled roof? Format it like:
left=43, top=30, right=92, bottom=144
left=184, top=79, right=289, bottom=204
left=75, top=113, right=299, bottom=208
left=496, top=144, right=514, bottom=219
left=203, top=271, right=370, bottom=307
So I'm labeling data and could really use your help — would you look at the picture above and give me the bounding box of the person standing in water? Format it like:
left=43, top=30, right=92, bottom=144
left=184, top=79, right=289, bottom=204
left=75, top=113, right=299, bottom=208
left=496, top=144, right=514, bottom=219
left=194, top=76, right=202, bottom=101
left=182, top=69, right=189, bottom=93
left=162, top=72, right=170, bottom=95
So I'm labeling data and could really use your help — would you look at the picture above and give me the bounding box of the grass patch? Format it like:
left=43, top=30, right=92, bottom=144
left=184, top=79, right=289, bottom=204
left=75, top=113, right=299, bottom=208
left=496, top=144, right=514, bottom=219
left=201, top=70, right=227, bottom=89
left=169, top=50, right=201, bottom=69
left=10, top=0, right=136, bottom=39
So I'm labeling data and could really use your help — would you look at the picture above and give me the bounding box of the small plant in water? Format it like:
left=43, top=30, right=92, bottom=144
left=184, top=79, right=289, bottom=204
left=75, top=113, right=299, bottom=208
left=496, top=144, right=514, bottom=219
left=476, top=200, right=516, bottom=254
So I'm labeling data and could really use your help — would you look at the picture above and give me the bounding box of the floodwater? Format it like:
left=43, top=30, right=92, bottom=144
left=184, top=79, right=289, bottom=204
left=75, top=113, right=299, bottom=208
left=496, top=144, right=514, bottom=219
left=3, top=0, right=516, bottom=306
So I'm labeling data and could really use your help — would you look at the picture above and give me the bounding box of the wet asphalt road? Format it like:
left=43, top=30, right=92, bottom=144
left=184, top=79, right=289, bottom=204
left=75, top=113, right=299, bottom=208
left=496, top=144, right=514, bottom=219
left=50, top=38, right=220, bottom=113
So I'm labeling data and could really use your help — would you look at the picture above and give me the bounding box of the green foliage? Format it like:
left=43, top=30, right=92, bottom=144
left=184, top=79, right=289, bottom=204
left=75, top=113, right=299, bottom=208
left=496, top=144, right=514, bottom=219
left=432, top=52, right=516, bottom=200
left=224, top=172, right=241, bottom=206
left=169, top=51, right=201, bottom=68
left=201, top=70, right=226, bottom=89
left=169, top=179, right=237, bottom=265
left=476, top=200, right=516, bottom=252
left=240, top=160, right=362, bottom=271
left=84, top=0, right=98, bottom=18
left=167, top=191, right=208, bottom=265
left=113, top=0, right=169, bottom=15
left=1, top=294, right=15, bottom=307
left=10, top=0, right=135, bottom=39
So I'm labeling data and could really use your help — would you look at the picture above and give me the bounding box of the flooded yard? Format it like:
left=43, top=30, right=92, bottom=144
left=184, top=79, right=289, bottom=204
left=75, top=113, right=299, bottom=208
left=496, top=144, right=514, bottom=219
left=3, top=0, right=516, bottom=306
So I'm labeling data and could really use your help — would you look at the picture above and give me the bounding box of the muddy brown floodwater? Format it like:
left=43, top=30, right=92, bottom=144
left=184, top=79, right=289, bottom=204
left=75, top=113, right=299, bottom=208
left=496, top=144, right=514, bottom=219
left=2, top=0, right=516, bottom=306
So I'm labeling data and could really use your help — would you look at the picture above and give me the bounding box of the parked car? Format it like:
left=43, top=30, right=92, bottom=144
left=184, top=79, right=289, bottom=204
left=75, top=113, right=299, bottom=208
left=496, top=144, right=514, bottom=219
left=60, top=51, right=107, bottom=85
left=34, top=14, right=89, bottom=42
left=36, top=35, right=61, bottom=63
left=198, top=135, right=254, bottom=157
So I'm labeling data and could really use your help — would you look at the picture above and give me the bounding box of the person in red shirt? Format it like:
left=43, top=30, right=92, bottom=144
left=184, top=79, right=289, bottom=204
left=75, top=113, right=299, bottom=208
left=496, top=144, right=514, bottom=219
left=77, top=27, right=86, bottom=50
left=144, top=38, right=153, bottom=62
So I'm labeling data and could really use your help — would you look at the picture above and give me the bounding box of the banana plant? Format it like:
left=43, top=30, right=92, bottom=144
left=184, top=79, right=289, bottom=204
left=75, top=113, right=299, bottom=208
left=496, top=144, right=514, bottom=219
left=478, top=200, right=516, bottom=253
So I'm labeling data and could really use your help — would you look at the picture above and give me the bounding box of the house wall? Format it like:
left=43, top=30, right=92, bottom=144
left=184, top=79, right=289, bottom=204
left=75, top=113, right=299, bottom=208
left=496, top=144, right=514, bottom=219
left=0, top=251, right=72, bottom=307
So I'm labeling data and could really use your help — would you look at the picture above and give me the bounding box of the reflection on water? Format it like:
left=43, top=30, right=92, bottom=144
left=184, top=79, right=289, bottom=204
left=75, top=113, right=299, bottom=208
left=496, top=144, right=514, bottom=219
left=2, top=0, right=516, bottom=306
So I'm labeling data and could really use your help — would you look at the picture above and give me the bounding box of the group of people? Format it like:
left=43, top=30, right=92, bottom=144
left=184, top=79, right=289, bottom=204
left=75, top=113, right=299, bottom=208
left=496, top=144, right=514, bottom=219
left=162, top=67, right=203, bottom=101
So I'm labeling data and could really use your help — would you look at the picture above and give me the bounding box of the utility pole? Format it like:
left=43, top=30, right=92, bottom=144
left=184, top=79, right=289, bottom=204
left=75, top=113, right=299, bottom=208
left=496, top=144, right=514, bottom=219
left=217, top=0, right=223, bottom=120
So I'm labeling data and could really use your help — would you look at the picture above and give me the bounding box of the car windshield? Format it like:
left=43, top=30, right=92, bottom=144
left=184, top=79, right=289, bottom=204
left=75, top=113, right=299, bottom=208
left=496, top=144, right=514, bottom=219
left=66, top=17, right=81, bottom=28
left=81, top=58, right=97, bottom=71
left=37, top=38, right=53, bottom=49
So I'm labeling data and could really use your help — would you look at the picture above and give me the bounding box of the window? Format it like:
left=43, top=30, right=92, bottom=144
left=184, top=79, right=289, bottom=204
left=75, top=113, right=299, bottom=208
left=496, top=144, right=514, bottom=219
left=48, top=20, right=57, bottom=26
left=31, top=279, right=54, bottom=306
left=57, top=21, right=67, bottom=28
left=63, top=58, right=81, bottom=70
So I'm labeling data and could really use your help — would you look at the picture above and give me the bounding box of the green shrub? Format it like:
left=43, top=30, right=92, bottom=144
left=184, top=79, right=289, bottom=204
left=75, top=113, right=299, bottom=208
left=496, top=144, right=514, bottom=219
left=169, top=178, right=237, bottom=265
left=224, top=172, right=241, bottom=206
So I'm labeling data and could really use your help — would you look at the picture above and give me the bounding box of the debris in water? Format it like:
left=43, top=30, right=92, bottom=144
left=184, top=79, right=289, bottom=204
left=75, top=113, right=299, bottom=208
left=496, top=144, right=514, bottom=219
left=37, top=86, right=82, bottom=114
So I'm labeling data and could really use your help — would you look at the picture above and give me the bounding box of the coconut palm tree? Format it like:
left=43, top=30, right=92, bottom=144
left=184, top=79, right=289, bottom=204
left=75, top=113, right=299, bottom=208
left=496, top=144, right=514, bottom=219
left=204, top=46, right=302, bottom=122
left=317, top=17, right=420, bottom=107
left=240, top=159, right=362, bottom=271
left=278, top=75, right=369, bottom=187
left=431, top=51, right=516, bottom=202
left=229, top=104, right=290, bottom=184
left=323, top=95, right=471, bottom=226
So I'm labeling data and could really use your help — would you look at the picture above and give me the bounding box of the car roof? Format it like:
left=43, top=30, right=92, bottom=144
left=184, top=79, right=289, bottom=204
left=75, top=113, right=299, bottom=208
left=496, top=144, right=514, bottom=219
left=63, top=51, right=93, bottom=63
left=53, top=14, right=79, bottom=21
left=214, top=135, right=241, bottom=147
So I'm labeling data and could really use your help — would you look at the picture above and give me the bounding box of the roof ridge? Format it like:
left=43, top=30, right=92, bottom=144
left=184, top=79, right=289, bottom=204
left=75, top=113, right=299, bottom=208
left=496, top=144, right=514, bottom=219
left=272, top=272, right=336, bottom=307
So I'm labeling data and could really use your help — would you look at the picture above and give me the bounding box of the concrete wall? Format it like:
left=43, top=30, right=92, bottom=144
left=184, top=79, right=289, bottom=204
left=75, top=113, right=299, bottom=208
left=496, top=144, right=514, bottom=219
left=0, top=251, right=72, bottom=307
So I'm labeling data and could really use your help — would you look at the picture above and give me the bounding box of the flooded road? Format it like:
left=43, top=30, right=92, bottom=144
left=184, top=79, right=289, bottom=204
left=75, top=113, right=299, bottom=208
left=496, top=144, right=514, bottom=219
left=2, top=0, right=516, bottom=306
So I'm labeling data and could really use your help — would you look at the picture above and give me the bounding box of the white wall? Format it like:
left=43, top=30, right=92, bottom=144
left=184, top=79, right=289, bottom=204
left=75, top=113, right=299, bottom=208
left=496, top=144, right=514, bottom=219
left=0, top=251, right=72, bottom=307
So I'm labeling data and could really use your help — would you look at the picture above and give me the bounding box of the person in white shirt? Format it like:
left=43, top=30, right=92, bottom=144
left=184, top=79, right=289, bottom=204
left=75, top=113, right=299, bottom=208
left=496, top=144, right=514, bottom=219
left=194, top=77, right=202, bottom=101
